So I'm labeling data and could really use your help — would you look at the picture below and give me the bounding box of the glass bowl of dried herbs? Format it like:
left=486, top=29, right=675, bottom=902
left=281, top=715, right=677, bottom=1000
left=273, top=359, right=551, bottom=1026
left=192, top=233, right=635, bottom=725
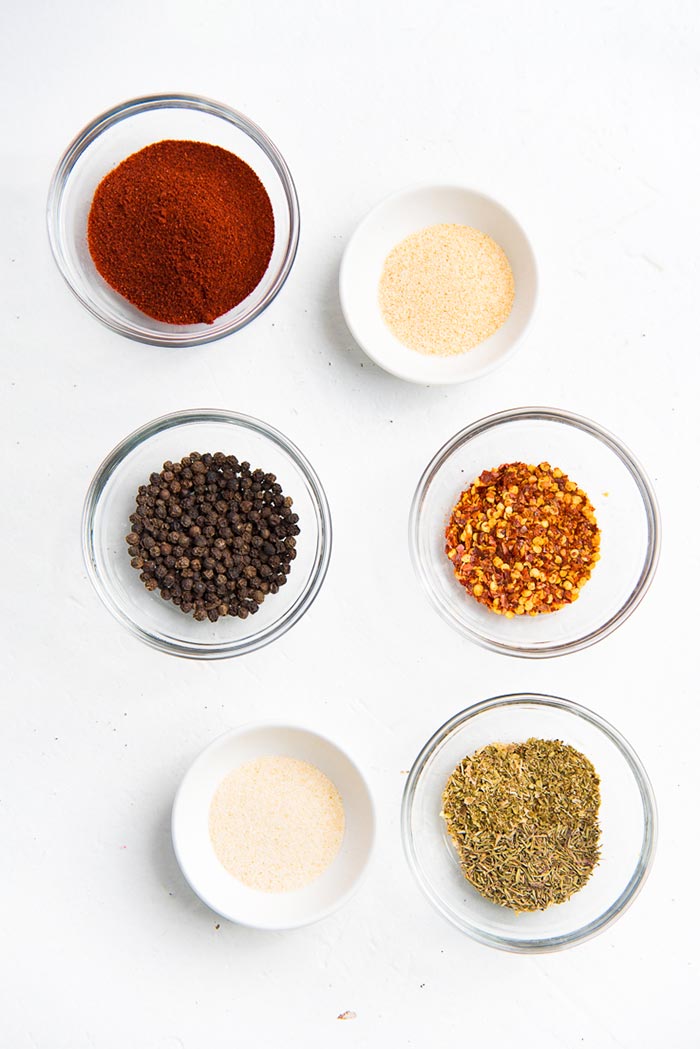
left=47, top=94, right=299, bottom=346
left=82, top=409, right=332, bottom=658
left=402, top=694, right=656, bottom=953
left=409, top=406, right=660, bottom=657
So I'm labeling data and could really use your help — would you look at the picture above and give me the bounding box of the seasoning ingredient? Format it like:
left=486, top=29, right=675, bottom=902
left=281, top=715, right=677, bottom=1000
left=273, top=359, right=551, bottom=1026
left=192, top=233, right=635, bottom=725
left=88, top=140, right=274, bottom=324
left=442, top=738, right=601, bottom=912
left=446, top=461, right=600, bottom=616
left=378, top=223, right=514, bottom=356
left=125, top=451, right=299, bottom=622
left=209, top=756, right=345, bottom=893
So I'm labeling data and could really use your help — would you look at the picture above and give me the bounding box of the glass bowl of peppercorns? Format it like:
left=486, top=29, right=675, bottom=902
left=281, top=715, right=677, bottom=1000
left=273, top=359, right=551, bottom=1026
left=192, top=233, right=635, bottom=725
left=82, top=410, right=331, bottom=658
left=409, top=407, right=660, bottom=658
left=47, top=94, right=299, bottom=346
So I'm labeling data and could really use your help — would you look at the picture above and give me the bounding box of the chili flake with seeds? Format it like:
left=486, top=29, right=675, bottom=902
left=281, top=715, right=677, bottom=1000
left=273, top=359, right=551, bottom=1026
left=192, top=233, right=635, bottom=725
left=445, top=461, right=600, bottom=617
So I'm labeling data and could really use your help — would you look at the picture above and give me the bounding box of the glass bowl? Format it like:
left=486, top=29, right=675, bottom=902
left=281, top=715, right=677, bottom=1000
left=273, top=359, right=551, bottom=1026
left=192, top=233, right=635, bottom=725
left=409, top=407, right=660, bottom=658
left=402, top=694, right=656, bottom=953
left=82, top=410, right=331, bottom=658
left=47, top=94, right=299, bottom=346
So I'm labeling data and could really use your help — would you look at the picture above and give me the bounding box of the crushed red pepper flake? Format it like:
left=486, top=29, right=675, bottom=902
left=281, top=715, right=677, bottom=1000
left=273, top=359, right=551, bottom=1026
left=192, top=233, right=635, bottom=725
left=445, top=461, right=600, bottom=617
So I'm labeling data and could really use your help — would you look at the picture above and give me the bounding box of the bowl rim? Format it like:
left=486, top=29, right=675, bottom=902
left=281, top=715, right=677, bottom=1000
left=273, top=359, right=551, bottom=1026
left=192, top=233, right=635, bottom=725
left=338, top=181, right=538, bottom=385
left=401, top=692, right=657, bottom=953
left=46, top=92, right=300, bottom=347
left=171, top=721, right=376, bottom=929
left=81, top=408, right=332, bottom=659
left=408, top=405, right=661, bottom=657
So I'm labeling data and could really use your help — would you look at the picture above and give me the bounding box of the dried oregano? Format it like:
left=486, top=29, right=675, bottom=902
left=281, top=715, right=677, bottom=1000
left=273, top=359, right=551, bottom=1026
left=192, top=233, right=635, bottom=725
left=442, top=738, right=601, bottom=912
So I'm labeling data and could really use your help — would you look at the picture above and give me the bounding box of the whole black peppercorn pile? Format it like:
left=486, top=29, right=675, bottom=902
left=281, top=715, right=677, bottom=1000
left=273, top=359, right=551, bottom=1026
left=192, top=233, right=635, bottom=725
left=125, top=452, right=299, bottom=622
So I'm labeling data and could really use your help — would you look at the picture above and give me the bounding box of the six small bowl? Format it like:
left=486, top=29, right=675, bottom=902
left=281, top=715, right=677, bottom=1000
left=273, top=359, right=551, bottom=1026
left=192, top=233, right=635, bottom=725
left=47, top=93, right=299, bottom=346
left=402, top=693, right=656, bottom=953
left=172, top=723, right=375, bottom=929
left=50, top=104, right=658, bottom=941
left=82, top=409, right=332, bottom=659
left=339, top=184, right=538, bottom=384
left=409, top=406, right=660, bottom=658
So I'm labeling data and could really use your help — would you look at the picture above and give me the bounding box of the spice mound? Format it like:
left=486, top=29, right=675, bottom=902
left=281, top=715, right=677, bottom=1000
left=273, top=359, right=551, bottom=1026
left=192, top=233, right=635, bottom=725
left=442, top=738, right=601, bottom=912
left=209, top=756, right=345, bottom=893
left=378, top=223, right=514, bottom=356
left=445, top=461, right=600, bottom=616
left=125, top=451, right=299, bottom=622
left=87, top=140, right=274, bottom=325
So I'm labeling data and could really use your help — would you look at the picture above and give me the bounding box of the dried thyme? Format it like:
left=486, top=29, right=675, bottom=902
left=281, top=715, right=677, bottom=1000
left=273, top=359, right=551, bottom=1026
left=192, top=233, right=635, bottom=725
left=445, top=461, right=600, bottom=616
left=441, top=738, right=601, bottom=912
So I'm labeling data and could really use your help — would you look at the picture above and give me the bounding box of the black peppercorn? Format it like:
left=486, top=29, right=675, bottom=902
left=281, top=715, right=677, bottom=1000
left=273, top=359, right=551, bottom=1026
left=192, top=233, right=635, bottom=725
left=126, top=451, right=299, bottom=621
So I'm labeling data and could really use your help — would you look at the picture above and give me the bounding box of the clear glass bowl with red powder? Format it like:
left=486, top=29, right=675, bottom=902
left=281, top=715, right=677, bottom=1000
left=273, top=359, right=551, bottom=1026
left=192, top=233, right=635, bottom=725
left=47, top=94, right=299, bottom=346
left=82, top=410, right=332, bottom=658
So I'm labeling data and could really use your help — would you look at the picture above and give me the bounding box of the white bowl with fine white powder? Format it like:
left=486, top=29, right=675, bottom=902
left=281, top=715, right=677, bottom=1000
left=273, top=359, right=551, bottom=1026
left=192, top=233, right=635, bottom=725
left=172, top=723, right=375, bottom=929
left=339, top=184, right=538, bottom=384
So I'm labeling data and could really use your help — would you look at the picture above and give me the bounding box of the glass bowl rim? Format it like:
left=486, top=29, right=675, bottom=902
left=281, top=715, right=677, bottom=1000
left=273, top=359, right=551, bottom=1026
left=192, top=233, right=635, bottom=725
left=81, top=408, right=332, bottom=659
left=408, top=405, right=661, bottom=658
left=46, top=92, right=300, bottom=347
left=401, top=691, right=657, bottom=953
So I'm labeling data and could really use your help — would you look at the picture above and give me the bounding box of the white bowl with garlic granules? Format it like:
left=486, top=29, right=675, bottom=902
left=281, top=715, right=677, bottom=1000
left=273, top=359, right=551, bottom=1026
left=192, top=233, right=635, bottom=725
left=172, top=723, right=375, bottom=929
left=340, top=184, right=537, bottom=384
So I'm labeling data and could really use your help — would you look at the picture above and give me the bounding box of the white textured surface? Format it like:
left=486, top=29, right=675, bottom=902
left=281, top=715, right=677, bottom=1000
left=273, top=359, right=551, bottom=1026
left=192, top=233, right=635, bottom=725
left=2, top=2, right=698, bottom=1046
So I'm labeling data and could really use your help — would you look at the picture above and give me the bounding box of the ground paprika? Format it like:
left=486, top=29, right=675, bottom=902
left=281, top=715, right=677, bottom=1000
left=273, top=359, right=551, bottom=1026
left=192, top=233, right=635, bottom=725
left=87, top=139, right=275, bottom=325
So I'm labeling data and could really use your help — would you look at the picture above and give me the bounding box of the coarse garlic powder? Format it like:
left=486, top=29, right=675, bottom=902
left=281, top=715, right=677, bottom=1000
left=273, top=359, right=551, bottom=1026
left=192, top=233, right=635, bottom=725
left=209, top=755, right=345, bottom=893
left=379, top=223, right=514, bottom=356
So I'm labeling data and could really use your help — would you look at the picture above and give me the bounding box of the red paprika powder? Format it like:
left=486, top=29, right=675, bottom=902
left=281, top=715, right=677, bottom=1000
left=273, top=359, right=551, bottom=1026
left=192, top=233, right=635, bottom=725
left=87, top=139, right=275, bottom=325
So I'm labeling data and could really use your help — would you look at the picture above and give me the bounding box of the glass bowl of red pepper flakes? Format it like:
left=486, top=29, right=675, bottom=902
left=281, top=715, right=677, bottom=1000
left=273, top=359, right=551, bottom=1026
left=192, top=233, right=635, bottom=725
left=409, top=407, right=660, bottom=658
left=47, top=94, right=299, bottom=347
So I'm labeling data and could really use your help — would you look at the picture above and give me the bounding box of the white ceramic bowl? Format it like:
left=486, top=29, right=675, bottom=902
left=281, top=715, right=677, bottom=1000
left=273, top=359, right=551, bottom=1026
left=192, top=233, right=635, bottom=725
left=172, top=724, right=375, bottom=929
left=339, top=184, right=537, bottom=384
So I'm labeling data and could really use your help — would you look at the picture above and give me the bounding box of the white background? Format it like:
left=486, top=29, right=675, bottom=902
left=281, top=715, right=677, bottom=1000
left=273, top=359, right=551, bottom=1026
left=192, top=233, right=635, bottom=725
left=2, top=2, right=699, bottom=1046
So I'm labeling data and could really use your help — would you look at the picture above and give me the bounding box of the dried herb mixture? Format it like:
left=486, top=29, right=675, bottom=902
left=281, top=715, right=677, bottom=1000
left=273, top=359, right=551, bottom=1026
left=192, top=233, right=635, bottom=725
left=445, top=461, right=600, bottom=616
left=442, top=738, right=601, bottom=912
